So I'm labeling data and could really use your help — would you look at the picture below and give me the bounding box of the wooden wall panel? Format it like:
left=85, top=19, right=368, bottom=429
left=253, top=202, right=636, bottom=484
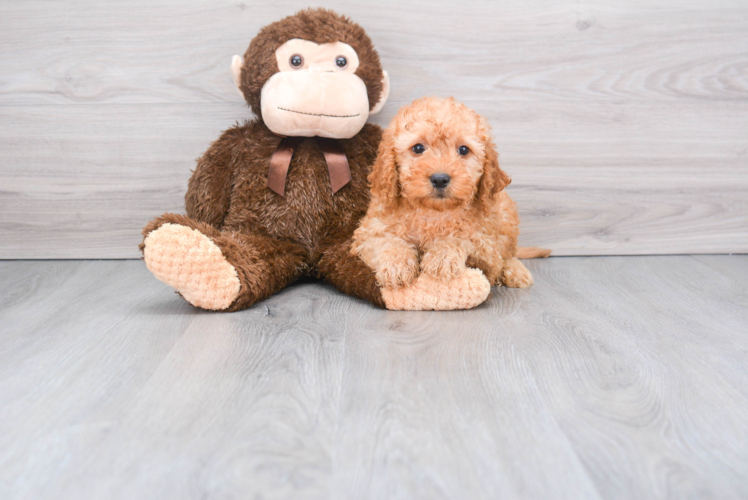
left=0, top=0, right=746, bottom=257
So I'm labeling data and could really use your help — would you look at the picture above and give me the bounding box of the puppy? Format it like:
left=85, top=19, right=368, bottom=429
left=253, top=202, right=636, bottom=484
left=353, top=97, right=545, bottom=291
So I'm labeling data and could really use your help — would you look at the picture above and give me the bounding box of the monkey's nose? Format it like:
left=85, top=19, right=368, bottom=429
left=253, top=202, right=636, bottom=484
left=430, top=173, right=451, bottom=189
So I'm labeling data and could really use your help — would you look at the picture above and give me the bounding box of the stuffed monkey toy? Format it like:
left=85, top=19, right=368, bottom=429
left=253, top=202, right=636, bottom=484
left=140, top=9, right=491, bottom=311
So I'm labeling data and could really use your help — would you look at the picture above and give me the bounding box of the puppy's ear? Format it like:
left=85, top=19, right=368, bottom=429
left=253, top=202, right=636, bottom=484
left=369, top=127, right=399, bottom=209
left=477, top=119, right=511, bottom=211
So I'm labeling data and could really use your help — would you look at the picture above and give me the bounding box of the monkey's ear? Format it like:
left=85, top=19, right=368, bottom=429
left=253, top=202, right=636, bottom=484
left=369, top=71, right=390, bottom=115
left=230, top=55, right=244, bottom=92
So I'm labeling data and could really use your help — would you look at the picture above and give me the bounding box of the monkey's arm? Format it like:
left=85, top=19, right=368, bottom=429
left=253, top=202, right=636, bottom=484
left=185, top=127, right=244, bottom=228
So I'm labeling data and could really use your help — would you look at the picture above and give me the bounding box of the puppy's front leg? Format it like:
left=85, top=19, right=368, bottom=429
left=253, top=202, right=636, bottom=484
left=420, top=238, right=473, bottom=281
left=375, top=238, right=420, bottom=288
left=354, top=235, right=419, bottom=288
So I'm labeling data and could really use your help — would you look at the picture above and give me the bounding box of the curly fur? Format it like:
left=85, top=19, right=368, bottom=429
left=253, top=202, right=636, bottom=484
left=352, top=97, right=535, bottom=289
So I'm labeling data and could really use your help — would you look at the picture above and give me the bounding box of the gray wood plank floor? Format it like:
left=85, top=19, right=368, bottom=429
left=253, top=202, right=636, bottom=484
left=1, top=256, right=746, bottom=499
left=1, top=0, right=747, bottom=258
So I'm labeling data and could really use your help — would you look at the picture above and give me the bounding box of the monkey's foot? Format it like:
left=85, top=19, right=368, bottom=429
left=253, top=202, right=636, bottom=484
left=143, top=223, right=241, bottom=310
left=381, top=268, right=491, bottom=311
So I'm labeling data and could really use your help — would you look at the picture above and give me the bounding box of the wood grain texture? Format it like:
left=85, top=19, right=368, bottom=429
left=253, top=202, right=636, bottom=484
left=2, top=0, right=746, bottom=105
left=1, top=257, right=747, bottom=499
left=0, top=0, right=747, bottom=257
left=1, top=101, right=745, bottom=258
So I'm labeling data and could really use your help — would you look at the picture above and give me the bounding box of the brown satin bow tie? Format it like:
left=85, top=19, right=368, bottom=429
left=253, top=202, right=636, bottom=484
left=267, top=137, right=351, bottom=196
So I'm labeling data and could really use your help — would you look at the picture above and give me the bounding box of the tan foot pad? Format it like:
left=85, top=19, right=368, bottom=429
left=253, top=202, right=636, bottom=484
left=382, top=268, right=491, bottom=311
left=143, top=223, right=241, bottom=310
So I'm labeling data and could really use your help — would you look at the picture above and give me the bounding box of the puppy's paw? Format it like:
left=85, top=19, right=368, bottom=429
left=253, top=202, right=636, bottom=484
left=375, top=249, right=419, bottom=288
left=420, top=249, right=467, bottom=281
left=502, top=258, right=533, bottom=288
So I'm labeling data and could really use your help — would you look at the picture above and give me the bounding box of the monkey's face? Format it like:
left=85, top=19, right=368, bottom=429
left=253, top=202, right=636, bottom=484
left=233, top=38, right=389, bottom=139
left=263, top=39, right=376, bottom=139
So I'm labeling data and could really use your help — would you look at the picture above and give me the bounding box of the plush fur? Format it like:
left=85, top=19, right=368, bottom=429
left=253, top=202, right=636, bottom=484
left=140, top=9, right=387, bottom=310
left=240, top=8, right=384, bottom=116
left=352, top=97, right=537, bottom=290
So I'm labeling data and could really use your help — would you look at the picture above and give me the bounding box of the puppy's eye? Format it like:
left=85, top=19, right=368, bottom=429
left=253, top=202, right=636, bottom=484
left=458, top=145, right=470, bottom=156
left=412, top=144, right=425, bottom=154
left=289, top=54, right=304, bottom=68
left=335, top=56, right=348, bottom=68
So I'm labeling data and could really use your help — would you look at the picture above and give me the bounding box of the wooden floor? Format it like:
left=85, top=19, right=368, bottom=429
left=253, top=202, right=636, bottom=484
left=1, top=256, right=746, bottom=499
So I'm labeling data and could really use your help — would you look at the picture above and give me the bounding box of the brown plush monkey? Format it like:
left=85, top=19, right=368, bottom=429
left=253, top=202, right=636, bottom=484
left=140, top=9, right=490, bottom=311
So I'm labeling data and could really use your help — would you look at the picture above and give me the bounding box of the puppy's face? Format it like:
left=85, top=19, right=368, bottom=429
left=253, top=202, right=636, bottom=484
left=369, top=97, right=510, bottom=213
left=393, top=99, right=492, bottom=209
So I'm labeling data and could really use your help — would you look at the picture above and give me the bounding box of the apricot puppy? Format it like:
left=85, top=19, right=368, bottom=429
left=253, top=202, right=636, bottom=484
left=352, top=97, right=536, bottom=291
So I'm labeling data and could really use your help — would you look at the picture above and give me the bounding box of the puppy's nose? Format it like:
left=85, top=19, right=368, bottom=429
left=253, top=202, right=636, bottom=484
left=430, top=173, right=451, bottom=189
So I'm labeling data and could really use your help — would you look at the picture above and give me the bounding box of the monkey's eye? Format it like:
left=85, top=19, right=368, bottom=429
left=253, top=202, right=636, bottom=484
left=289, top=54, right=304, bottom=68
left=412, top=144, right=425, bottom=154
left=335, top=56, right=348, bottom=68
left=458, top=145, right=470, bottom=156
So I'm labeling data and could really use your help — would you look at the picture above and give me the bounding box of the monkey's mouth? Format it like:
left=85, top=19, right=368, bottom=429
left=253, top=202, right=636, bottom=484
left=277, top=107, right=361, bottom=119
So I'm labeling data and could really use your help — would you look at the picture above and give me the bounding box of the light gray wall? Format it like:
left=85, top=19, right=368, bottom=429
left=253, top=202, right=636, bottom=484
left=1, top=0, right=746, bottom=258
